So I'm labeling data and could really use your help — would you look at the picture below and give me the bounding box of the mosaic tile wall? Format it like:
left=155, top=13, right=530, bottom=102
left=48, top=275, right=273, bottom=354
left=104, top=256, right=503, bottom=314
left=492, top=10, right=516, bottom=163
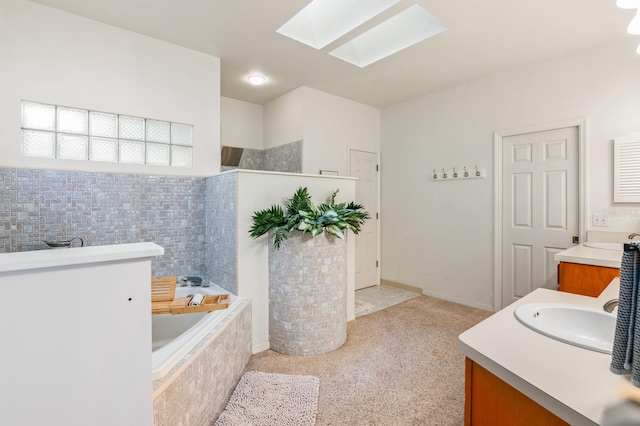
left=263, top=140, right=302, bottom=173
left=237, top=148, right=263, bottom=170
left=220, top=141, right=302, bottom=174
left=0, top=168, right=207, bottom=279
left=205, top=172, right=237, bottom=293
left=269, top=232, right=347, bottom=356
left=152, top=300, right=252, bottom=426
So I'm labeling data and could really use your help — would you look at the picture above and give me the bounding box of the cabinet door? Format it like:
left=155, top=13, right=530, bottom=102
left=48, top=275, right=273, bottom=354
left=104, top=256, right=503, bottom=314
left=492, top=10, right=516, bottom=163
left=558, top=262, right=619, bottom=297
left=465, top=358, right=568, bottom=425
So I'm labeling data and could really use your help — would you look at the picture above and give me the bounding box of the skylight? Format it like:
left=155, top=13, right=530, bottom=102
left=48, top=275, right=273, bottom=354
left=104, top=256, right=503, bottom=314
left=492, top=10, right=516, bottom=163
left=276, top=0, right=400, bottom=50
left=329, top=4, right=448, bottom=68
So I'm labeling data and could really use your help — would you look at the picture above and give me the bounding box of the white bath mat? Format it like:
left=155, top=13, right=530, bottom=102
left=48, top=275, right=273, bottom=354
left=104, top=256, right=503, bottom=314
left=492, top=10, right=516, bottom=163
left=214, top=371, right=319, bottom=426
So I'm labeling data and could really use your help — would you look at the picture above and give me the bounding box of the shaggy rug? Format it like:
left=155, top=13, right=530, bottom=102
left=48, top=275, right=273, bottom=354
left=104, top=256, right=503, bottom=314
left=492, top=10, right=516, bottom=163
left=214, top=371, right=319, bottom=426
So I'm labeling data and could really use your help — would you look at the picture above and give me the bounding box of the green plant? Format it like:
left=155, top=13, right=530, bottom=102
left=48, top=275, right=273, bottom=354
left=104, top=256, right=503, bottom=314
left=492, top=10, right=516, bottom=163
left=249, top=187, right=370, bottom=249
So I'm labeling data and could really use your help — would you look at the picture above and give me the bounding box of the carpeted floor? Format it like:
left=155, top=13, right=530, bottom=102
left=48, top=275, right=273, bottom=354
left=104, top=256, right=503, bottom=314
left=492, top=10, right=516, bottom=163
left=245, top=295, right=492, bottom=425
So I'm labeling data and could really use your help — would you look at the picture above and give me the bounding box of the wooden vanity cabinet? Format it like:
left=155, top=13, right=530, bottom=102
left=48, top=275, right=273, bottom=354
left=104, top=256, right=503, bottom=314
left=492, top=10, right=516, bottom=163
left=557, top=261, right=619, bottom=297
left=465, top=358, right=568, bottom=425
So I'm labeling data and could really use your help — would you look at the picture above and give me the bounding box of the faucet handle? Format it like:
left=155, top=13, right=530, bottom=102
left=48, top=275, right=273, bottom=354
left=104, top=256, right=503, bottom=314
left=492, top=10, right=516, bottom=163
left=603, top=299, right=618, bottom=313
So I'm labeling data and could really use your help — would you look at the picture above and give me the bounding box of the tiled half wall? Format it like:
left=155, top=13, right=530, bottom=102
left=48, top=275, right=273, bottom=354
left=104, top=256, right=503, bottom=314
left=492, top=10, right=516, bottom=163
left=0, top=167, right=207, bottom=279
left=221, top=140, right=302, bottom=173
left=205, top=172, right=237, bottom=293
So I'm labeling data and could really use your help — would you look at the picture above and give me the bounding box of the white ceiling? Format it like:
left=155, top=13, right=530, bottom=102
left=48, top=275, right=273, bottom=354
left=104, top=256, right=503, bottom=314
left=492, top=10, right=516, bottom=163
left=29, top=0, right=635, bottom=108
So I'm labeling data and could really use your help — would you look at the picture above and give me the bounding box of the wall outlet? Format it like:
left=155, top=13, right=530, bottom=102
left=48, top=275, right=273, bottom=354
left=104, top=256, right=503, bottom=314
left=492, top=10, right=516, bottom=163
left=592, top=214, right=609, bottom=227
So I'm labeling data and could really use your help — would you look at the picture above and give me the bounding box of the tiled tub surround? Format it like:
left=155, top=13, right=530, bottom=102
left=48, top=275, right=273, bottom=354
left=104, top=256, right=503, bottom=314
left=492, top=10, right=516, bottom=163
left=205, top=172, right=237, bottom=294
left=153, top=299, right=252, bottom=426
left=221, top=140, right=303, bottom=173
left=0, top=168, right=206, bottom=278
left=152, top=284, right=241, bottom=380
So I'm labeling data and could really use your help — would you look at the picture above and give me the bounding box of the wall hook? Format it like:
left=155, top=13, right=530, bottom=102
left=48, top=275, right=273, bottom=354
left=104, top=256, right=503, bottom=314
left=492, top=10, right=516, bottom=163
left=432, top=169, right=437, bottom=180
left=453, top=167, right=458, bottom=178
left=442, top=168, right=447, bottom=179
left=464, top=167, right=469, bottom=178
left=475, top=165, right=480, bottom=177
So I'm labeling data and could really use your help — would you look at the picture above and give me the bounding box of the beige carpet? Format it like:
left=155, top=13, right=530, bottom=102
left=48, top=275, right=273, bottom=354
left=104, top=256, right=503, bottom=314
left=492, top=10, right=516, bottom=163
left=214, top=371, right=320, bottom=426
left=244, top=295, right=491, bottom=425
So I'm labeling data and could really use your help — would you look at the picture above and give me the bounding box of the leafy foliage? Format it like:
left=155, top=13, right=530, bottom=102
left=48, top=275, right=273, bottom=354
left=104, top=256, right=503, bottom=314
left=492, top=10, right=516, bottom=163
left=249, top=187, right=370, bottom=249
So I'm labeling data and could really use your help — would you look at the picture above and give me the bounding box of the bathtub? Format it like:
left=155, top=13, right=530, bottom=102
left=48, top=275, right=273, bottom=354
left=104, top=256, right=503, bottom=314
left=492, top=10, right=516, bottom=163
left=152, top=283, right=239, bottom=381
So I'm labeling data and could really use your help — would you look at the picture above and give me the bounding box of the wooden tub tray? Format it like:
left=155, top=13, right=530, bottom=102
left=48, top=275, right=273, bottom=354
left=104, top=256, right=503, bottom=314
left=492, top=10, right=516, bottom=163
left=150, top=276, right=230, bottom=315
left=169, top=294, right=230, bottom=315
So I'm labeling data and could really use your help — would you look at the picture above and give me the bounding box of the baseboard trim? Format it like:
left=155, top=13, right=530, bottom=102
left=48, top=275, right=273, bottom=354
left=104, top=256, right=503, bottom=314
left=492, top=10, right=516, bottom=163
left=380, top=279, right=422, bottom=294
left=421, top=288, right=494, bottom=312
left=252, top=341, right=270, bottom=354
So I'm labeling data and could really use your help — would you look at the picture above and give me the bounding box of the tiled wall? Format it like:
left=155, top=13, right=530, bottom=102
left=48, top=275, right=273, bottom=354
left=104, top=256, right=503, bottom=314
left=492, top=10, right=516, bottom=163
left=0, top=168, right=207, bottom=279
left=263, top=140, right=302, bottom=173
left=237, top=148, right=263, bottom=170
left=269, top=232, right=347, bottom=356
left=152, top=300, right=252, bottom=426
left=221, top=141, right=303, bottom=174
left=205, top=172, right=237, bottom=294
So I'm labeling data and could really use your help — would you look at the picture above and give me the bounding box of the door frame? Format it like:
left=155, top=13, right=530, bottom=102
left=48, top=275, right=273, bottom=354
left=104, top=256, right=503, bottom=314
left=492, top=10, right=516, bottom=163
left=493, top=117, right=588, bottom=311
left=348, top=146, right=380, bottom=288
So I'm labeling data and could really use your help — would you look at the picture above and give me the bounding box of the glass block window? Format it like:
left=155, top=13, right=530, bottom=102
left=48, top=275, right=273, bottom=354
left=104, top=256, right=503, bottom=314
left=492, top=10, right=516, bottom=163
left=146, top=120, right=170, bottom=143
left=146, top=143, right=170, bottom=166
left=90, top=137, right=118, bottom=162
left=22, top=130, right=55, bottom=158
left=21, top=100, right=194, bottom=168
left=90, top=112, right=117, bottom=138
left=57, top=134, right=88, bottom=160
left=119, top=116, right=145, bottom=140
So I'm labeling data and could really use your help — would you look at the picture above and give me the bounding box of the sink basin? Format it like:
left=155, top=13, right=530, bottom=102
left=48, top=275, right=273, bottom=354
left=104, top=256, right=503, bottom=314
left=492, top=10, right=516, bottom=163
left=514, top=303, right=616, bottom=354
left=583, top=242, right=624, bottom=251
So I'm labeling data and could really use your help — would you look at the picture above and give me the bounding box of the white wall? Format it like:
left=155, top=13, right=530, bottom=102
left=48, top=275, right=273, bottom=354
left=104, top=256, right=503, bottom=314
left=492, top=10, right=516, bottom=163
left=221, top=97, right=263, bottom=150
left=234, top=170, right=357, bottom=352
left=263, top=86, right=381, bottom=175
left=381, top=38, right=640, bottom=310
left=263, top=87, right=304, bottom=149
left=302, top=87, right=380, bottom=176
left=0, top=0, right=220, bottom=176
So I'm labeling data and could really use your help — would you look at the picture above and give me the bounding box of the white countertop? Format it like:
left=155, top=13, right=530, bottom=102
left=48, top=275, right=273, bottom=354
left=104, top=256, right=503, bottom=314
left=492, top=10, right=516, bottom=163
left=0, top=242, right=164, bottom=273
left=459, top=279, right=639, bottom=425
left=555, top=244, right=623, bottom=268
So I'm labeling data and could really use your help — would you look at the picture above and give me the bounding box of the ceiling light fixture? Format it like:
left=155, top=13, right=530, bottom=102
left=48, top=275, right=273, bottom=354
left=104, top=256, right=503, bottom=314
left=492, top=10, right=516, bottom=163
left=277, top=0, right=400, bottom=49
left=247, top=75, right=266, bottom=86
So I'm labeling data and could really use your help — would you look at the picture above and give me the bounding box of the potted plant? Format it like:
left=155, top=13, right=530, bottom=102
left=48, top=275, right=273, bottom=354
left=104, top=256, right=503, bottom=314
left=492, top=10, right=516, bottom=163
left=249, top=187, right=370, bottom=356
left=249, top=187, right=370, bottom=248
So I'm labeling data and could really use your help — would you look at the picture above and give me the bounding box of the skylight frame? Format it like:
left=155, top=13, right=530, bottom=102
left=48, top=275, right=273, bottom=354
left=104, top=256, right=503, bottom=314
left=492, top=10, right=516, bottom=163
left=276, top=0, right=400, bottom=50
left=329, top=4, right=448, bottom=68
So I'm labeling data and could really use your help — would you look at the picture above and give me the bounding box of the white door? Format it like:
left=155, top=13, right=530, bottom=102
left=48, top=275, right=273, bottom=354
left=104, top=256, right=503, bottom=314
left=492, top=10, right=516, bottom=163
left=502, top=127, right=579, bottom=307
left=349, top=149, right=378, bottom=290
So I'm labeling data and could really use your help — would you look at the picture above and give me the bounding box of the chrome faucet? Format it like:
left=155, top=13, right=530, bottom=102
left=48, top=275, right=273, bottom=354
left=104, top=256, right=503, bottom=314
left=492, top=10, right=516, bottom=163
left=604, top=299, right=618, bottom=313
left=629, top=233, right=640, bottom=240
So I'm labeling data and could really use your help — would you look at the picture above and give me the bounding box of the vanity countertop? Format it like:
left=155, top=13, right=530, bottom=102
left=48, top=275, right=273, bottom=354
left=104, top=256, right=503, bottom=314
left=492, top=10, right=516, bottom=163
left=554, top=244, right=622, bottom=268
left=459, top=279, right=640, bottom=425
